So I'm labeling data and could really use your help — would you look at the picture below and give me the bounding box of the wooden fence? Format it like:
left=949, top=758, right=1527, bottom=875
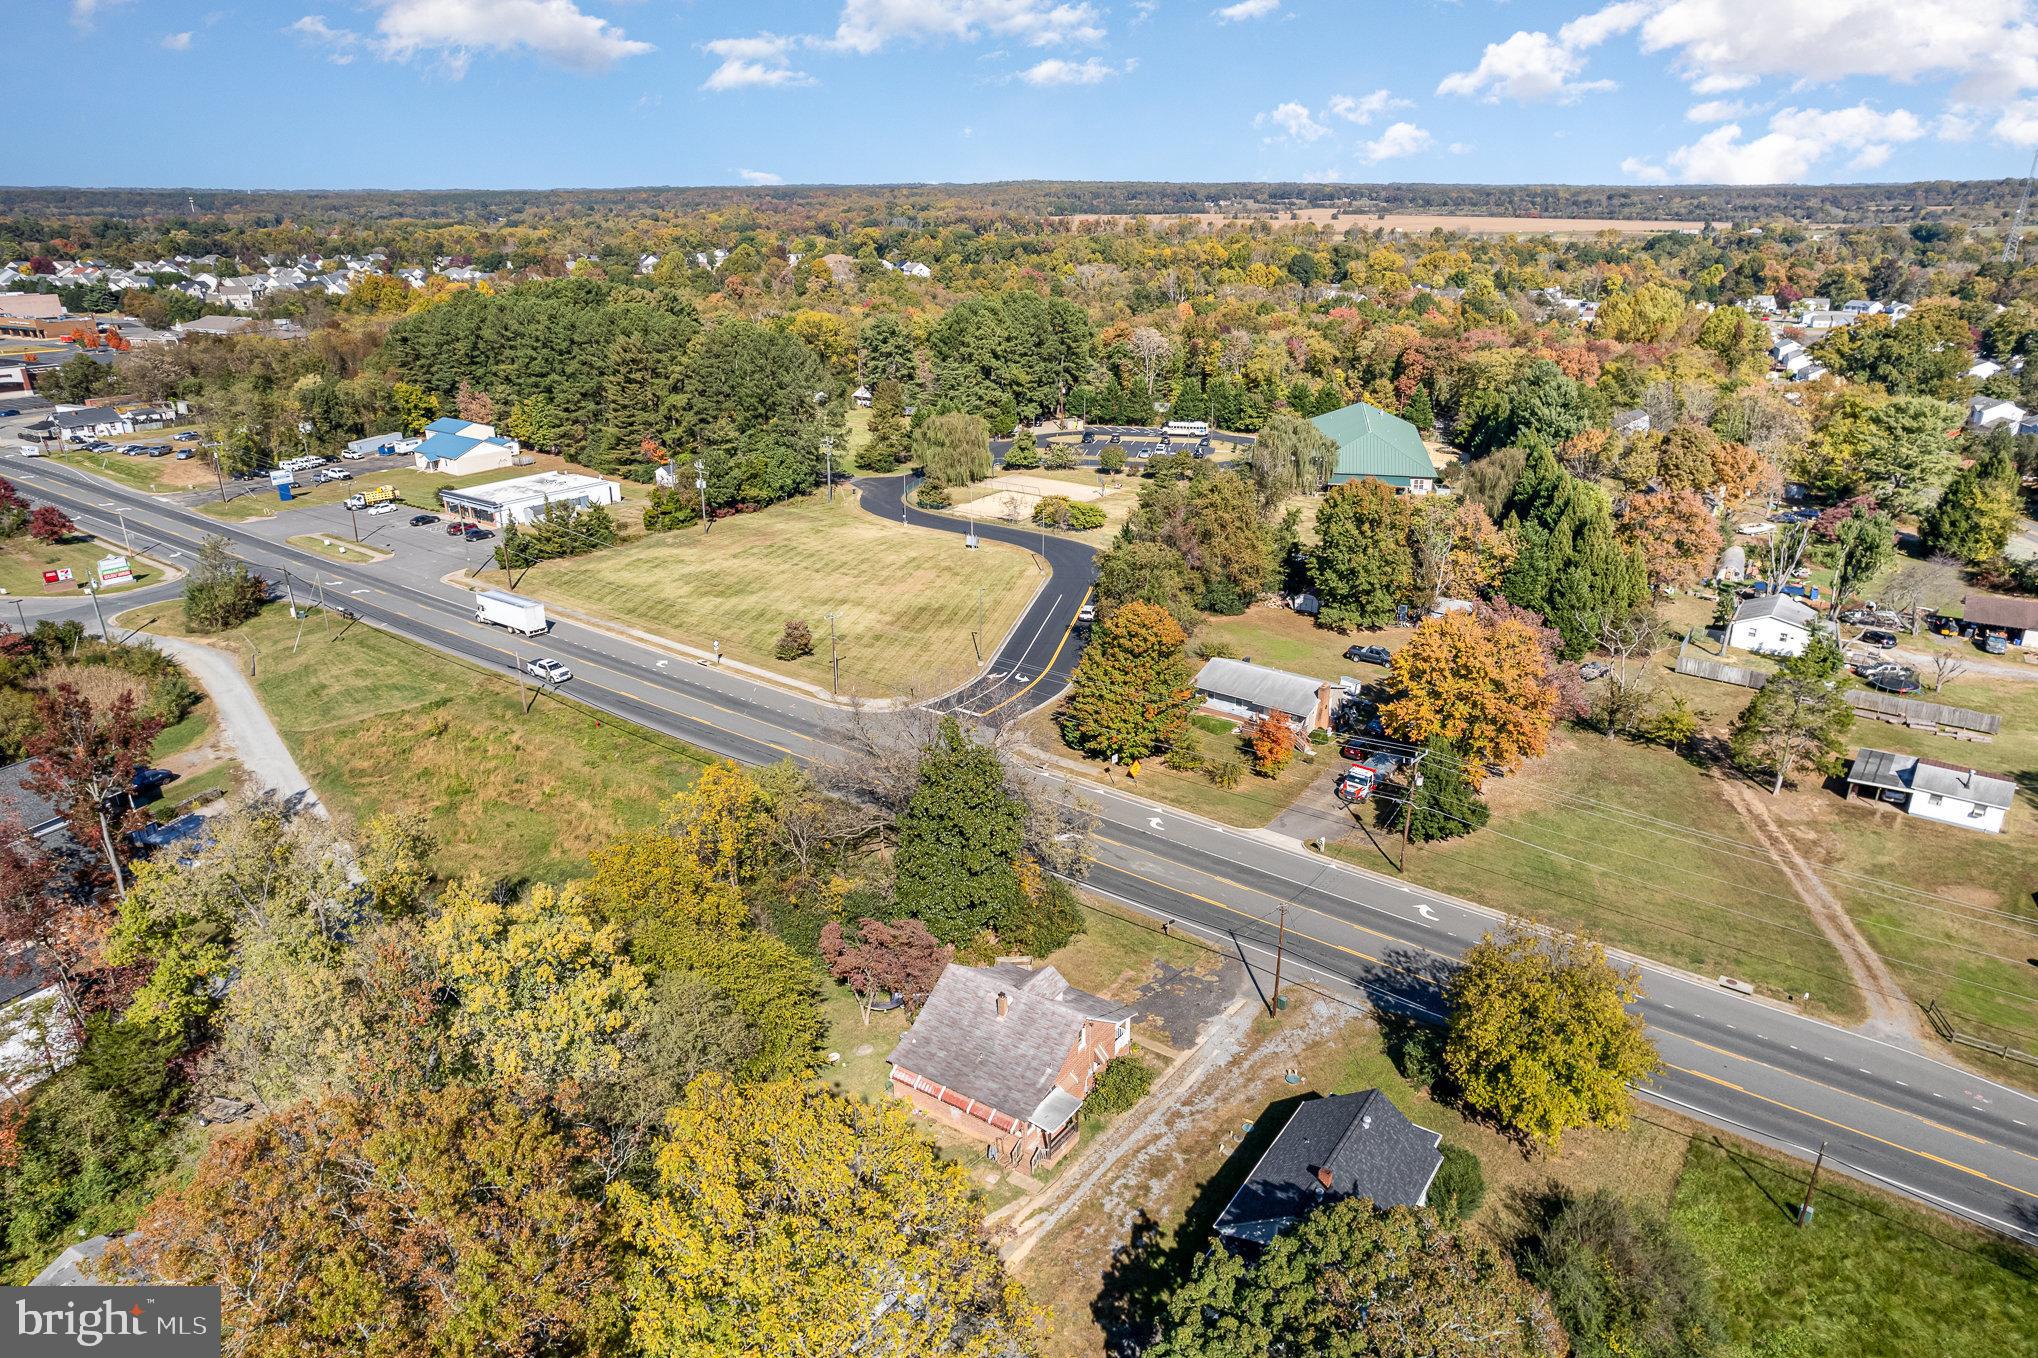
left=1924, top=1001, right=2038, bottom=1070
left=1673, top=656, right=2000, bottom=741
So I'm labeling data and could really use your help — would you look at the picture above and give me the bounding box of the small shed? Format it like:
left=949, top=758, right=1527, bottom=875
left=1717, top=545, right=1747, bottom=583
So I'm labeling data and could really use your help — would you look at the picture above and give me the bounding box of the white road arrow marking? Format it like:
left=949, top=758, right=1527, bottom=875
left=1413, top=902, right=1436, bottom=921
left=1148, top=817, right=1165, bottom=830
left=656, top=659, right=668, bottom=668
left=349, top=588, right=369, bottom=596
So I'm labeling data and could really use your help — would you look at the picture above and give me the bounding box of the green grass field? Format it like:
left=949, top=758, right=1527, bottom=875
left=0, top=535, right=163, bottom=597
left=1195, top=607, right=1416, bottom=684
left=1370, top=727, right=1861, bottom=1019
left=515, top=491, right=1040, bottom=699
left=285, top=533, right=391, bottom=564
left=198, top=461, right=539, bottom=522
left=1673, top=1137, right=2038, bottom=1357
left=41, top=447, right=212, bottom=495
left=150, top=699, right=214, bottom=760
left=147, top=603, right=713, bottom=883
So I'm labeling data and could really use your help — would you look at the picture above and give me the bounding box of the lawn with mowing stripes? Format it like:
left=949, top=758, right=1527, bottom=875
left=516, top=491, right=1039, bottom=700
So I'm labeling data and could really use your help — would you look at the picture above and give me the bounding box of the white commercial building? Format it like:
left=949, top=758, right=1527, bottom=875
left=438, top=470, right=623, bottom=526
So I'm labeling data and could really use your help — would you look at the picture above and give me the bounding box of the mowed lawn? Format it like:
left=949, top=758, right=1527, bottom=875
left=1380, top=726, right=1861, bottom=1020
left=146, top=602, right=713, bottom=884
left=0, top=535, right=164, bottom=596
left=516, top=492, right=1040, bottom=700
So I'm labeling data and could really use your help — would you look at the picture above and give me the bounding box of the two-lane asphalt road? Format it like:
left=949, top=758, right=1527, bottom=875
left=11, top=454, right=2038, bottom=1248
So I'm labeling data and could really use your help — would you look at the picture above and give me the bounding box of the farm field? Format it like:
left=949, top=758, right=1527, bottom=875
left=516, top=491, right=1039, bottom=700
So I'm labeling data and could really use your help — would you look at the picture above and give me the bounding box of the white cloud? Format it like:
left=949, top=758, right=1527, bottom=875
left=1994, top=99, right=2038, bottom=146
left=1019, top=56, right=1129, bottom=85
left=371, top=0, right=651, bottom=74
left=1448, top=141, right=1475, bottom=155
left=737, top=169, right=785, bottom=185
left=1686, top=99, right=1749, bottom=122
left=1327, top=89, right=1412, bottom=124
left=1658, top=104, right=1927, bottom=183
left=1131, top=0, right=1160, bottom=23
left=1556, top=0, right=1651, bottom=49
left=1214, top=0, right=1280, bottom=20
left=287, top=15, right=362, bottom=63
left=701, top=33, right=814, bottom=90
left=1255, top=100, right=1329, bottom=142
left=1360, top=121, right=1433, bottom=162
left=1300, top=167, right=1343, bottom=183
left=161, top=31, right=193, bottom=51
left=829, top=0, right=1105, bottom=54
left=291, top=2, right=649, bottom=74
left=1621, top=155, right=1670, bottom=182
left=1633, top=0, right=2035, bottom=102
left=1437, top=29, right=1616, bottom=103
left=71, top=0, right=129, bottom=26
left=1933, top=109, right=1980, bottom=141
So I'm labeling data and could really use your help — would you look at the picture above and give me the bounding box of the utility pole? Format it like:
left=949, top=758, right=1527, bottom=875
left=513, top=643, right=529, bottom=713
left=11, top=600, right=25, bottom=634
left=1398, top=749, right=1428, bottom=874
left=279, top=568, right=299, bottom=615
left=348, top=505, right=360, bottom=542
left=1797, top=1141, right=1827, bottom=1227
left=313, top=575, right=332, bottom=636
left=694, top=459, right=709, bottom=534
left=822, top=436, right=835, bottom=502
left=828, top=611, right=839, bottom=694
left=1269, top=900, right=1288, bottom=1017
left=210, top=447, right=227, bottom=503
left=83, top=584, right=106, bottom=640
left=112, top=509, right=132, bottom=554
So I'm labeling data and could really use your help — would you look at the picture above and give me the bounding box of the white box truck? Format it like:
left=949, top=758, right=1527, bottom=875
left=474, top=589, right=548, bottom=636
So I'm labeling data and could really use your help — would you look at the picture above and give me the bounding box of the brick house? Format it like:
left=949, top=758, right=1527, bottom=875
left=887, top=963, right=1131, bottom=1169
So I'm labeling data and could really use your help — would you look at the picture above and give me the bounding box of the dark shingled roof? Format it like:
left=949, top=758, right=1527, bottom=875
left=0, top=759, right=64, bottom=837
left=888, top=963, right=1123, bottom=1130
left=1963, top=592, right=2038, bottom=633
left=1214, top=1090, right=1444, bottom=1246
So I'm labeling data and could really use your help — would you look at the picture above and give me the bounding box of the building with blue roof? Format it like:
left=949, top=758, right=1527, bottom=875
left=412, top=418, right=520, bottom=476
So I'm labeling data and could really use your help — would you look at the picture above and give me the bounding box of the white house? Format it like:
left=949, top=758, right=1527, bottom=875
left=1725, top=593, right=1819, bottom=657
left=852, top=385, right=873, bottom=408
left=1968, top=395, right=2027, bottom=430
left=1801, top=310, right=1856, bottom=331
left=1845, top=749, right=2014, bottom=835
left=412, top=417, right=521, bottom=476
left=1192, top=657, right=1335, bottom=733
left=1968, top=358, right=2004, bottom=381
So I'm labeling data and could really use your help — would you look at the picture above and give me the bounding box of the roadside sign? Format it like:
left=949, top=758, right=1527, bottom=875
left=41, top=568, right=72, bottom=585
left=268, top=469, right=295, bottom=487
left=97, top=555, right=133, bottom=587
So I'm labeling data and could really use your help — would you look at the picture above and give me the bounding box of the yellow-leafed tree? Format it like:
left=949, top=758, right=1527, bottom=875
left=1379, top=612, right=1558, bottom=788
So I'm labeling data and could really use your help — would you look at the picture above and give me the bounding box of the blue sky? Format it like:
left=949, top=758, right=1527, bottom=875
left=27, top=0, right=2038, bottom=190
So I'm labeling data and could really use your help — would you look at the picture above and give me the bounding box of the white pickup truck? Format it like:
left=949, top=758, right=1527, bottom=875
left=473, top=589, right=548, bottom=636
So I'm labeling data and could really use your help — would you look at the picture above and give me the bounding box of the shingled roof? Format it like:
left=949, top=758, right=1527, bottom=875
left=887, top=964, right=1122, bottom=1131
left=1215, top=1090, right=1444, bottom=1246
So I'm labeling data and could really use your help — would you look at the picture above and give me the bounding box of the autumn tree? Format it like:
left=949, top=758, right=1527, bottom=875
left=1444, top=922, right=1659, bottom=1149
left=0, top=809, right=92, bottom=1023
left=121, top=1085, right=620, bottom=1357
left=27, top=505, right=74, bottom=545
left=1148, top=1198, right=1563, bottom=1358
left=1380, top=612, right=1557, bottom=787
left=614, top=1074, right=1032, bottom=1357
left=1617, top=489, right=1722, bottom=592
left=1730, top=636, right=1855, bottom=794
left=1060, top=601, right=1197, bottom=762
left=819, top=917, right=952, bottom=1016
left=355, top=808, right=435, bottom=915
left=1313, top=479, right=1414, bottom=629
left=1093, top=540, right=1199, bottom=634
left=1243, top=712, right=1298, bottom=776
left=26, top=684, right=161, bottom=898
left=424, top=880, right=649, bottom=1087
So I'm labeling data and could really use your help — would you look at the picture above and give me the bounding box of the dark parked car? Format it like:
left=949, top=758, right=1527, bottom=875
left=463, top=526, right=494, bottom=542
left=0, top=408, right=17, bottom=418
left=1108, top=433, right=1121, bottom=443
left=1338, top=740, right=1370, bottom=762
left=174, top=431, right=200, bottom=441
left=1859, top=629, right=1897, bottom=649
left=1342, top=644, right=1392, bottom=666
left=410, top=513, right=439, bottom=527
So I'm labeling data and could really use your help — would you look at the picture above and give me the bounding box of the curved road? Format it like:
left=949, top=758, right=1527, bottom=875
left=9, top=454, right=2038, bottom=1249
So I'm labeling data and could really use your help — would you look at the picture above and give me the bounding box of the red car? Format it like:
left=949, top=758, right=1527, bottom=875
left=445, top=521, right=468, bottom=536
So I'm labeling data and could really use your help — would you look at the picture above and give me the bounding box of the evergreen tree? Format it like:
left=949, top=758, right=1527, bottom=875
left=1060, top=602, right=1197, bottom=761
left=1313, top=480, right=1414, bottom=629
left=1730, top=637, right=1855, bottom=794
left=862, top=377, right=909, bottom=472
left=1385, top=736, right=1490, bottom=843
left=1921, top=446, right=2020, bottom=564
left=597, top=333, right=671, bottom=473
left=893, top=718, right=1025, bottom=943
left=1404, top=385, right=1436, bottom=432
left=1502, top=447, right=1647, bottom=657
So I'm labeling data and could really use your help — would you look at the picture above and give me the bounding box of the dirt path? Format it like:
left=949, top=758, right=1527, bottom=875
left=1718, top=776, right=1924, bottom=1045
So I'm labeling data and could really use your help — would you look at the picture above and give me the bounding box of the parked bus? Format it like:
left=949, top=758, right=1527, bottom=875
left=1162, top=420, right=1209, bottom=439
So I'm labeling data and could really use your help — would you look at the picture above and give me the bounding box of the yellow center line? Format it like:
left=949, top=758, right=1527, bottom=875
left=1658, top=1061, right=2038, bottom=1203
left=976, top=587, right=1092, bottom=718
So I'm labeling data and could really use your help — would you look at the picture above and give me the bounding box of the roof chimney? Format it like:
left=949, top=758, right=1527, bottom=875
left=1361, top=1115, right=1373, bottom=1130
left=1315, top=1166, right=1334, bottom=1190
left=996, top=991, right=1009, bottom=1019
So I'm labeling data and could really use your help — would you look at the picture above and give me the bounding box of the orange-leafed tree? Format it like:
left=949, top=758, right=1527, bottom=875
left=1242, top=713, right=1297, bottom=777
left=1060, top=601, right=1198, bottom=762
left=1380, top=612, right=1558, bottom=787
left=1617, top=488, right=1722, bottom=592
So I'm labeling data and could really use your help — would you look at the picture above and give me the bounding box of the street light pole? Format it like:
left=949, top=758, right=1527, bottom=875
left=694, top=459, right=709, bottom=535
left=1269, top=900, right=1288, bottom=1017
